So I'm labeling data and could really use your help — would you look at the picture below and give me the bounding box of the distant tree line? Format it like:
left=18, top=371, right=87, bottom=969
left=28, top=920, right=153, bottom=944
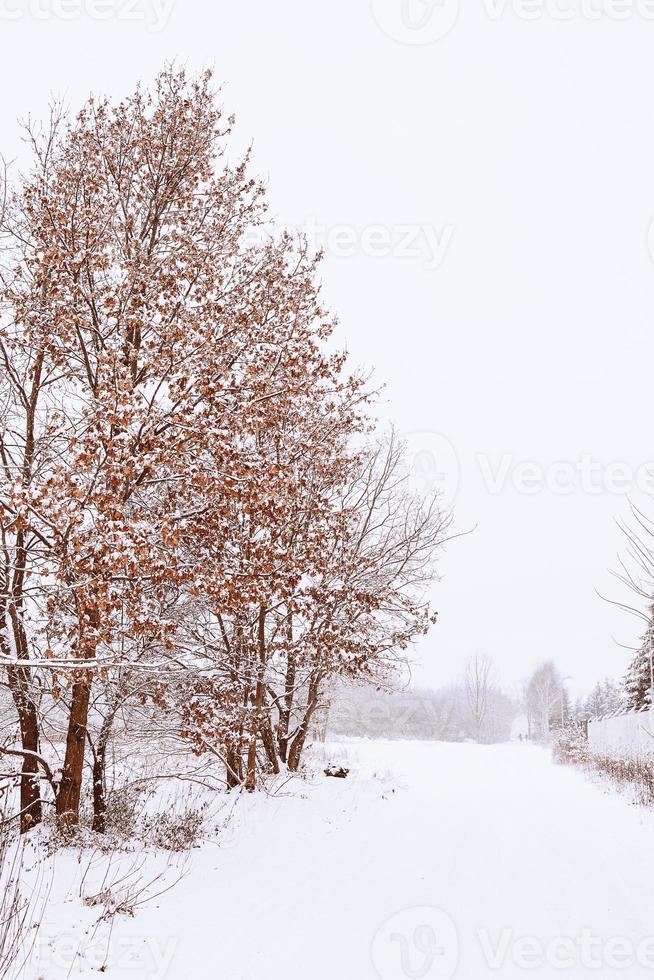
left=325, top=654, right=518, bottom=744
left=523, top=661, right=624, bottom=740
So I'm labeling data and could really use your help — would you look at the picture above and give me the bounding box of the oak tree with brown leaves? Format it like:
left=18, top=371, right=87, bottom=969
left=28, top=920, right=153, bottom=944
left=0, top=67, right=451, bottom=829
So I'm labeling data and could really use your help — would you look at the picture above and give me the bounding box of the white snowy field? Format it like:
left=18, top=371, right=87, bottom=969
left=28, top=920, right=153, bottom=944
left=18, top=740, right=654, bottom=979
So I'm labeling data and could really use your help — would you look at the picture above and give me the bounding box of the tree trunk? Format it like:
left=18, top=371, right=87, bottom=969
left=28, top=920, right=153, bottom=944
left=90, top=708, right=116, bottom=833
left=287, top=675, right=321, bottom=772
left=245, top=734, right=257, bottom=792
left=91, top=753, right=106, bottom=833
left=4, top=350, right=46, bottom=833
left=278, top=648, right=296, bottom=764
left=245, top=605, right=269, bottom=792
left=260, top=715, right=280, bottom=775
left=225, top=744, right=242, bottom=789
left=12, top=684, right=42, bottom=833
left=2, top=607, right=43, bottom=833
left=56, top=677, right=92, bottom=829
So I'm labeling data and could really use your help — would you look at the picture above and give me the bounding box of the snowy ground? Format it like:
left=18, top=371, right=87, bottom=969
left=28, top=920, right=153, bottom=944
left=18, top=740, right=654, bottom=979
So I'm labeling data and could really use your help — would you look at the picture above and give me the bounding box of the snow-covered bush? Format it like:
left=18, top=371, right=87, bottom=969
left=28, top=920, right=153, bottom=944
left=553, top=728, right=589, bottom=766
left=102, top=785, right=154, bottom=840
left=140, top=802, right=208, bottom=852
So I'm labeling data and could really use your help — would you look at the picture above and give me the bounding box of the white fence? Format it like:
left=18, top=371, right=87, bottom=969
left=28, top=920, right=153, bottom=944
left=588, top=707, right=654, bottom=755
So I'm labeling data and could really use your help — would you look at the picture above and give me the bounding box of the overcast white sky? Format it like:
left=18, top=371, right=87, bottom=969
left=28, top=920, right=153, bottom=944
left=3, top=0, right=654, bottom=697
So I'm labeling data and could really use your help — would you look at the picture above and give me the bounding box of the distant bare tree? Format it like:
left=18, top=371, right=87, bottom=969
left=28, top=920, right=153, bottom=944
left=526, top=661, right=565, bottom=740
left=463, top=654, right=494, bottom=742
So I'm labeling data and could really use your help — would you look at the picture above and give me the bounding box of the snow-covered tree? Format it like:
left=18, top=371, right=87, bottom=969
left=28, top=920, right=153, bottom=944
left=583, top=678, right=623, bottom=718
left=623, top=630, right=654, bottom=711
left=0, top=69, right=453, bottom=825
left=611, top=507, right=654, bottom=711
left=525, top=661, right=566, bottom=740
left=177, top=432, right=452, bottom=787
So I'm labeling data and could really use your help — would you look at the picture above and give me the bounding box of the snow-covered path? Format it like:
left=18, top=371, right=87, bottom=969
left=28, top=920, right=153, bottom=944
left=30, top=741, right=654, bottom=979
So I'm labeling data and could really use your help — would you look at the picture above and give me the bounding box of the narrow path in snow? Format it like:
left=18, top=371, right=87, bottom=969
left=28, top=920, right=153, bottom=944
left=198, top=742, right=654, bottom=980
left=33, top=741, right=654, bottom=979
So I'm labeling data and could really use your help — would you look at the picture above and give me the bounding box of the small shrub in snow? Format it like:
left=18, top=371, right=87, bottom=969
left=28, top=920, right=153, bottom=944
left=591, top=753, right=654, bottom=807
left=140, top=802, right=208, bottom=852
left=103, top=785, right=153, bottom=838
left=553, top=730, right=589, bottom=766
left=42, top=784, right=153, bottom=852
